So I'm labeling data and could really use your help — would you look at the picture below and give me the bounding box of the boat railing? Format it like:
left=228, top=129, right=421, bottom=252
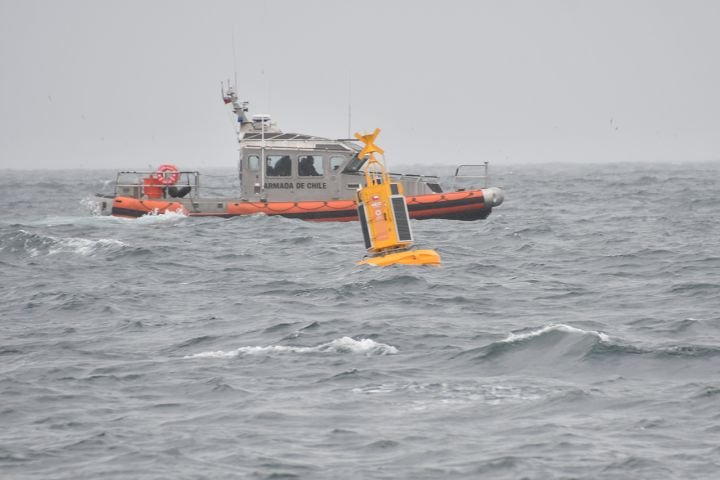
left=112, top=170, right=204, bottom=200
left=454, top=162, right=489, bottom=188
left=387, top=173, right=442, bottom=195
left=389, top=173, right=440, bottom=183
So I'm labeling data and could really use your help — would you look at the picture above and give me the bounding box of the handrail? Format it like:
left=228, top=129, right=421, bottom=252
left=111, top=170, right=216, bottom=200
left=389, top=173, right=440, bottom=183
left=454, top=162, right=489, bottom=188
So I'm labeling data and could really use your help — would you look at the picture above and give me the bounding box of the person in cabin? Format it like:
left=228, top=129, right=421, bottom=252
left=275, top=156, right=292, bottom=176
left=299, top=155, right=320, bottom=176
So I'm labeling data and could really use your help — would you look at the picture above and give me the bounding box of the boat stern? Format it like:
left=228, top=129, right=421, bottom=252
left=93, top=194, right=115, bottom=216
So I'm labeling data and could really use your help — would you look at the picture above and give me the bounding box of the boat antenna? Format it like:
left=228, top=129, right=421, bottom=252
left=262, top=65, right=271, bottom=114
left=347, top=69, right=352, bottom=139
left=260, top=114, right=266, bottom=199
left=232, top=30, right=238, bottom=91
left=221, top=80, right=240, bottom=137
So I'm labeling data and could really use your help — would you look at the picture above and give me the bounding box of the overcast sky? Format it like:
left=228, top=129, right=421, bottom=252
left=1, top=0, right=718, bottom=169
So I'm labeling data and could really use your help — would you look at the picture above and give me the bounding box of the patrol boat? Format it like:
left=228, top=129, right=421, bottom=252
left=96, top=85, right=504, bottom=221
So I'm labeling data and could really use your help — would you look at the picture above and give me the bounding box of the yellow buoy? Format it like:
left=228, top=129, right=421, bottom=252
left=354, top=128, right=441, bottom=266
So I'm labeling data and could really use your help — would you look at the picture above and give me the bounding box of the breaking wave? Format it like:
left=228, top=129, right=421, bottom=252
left=79, top=196, right=105, bottom=216
left=452, top=323, right=720, bottom=366
left=501, top=323, right=611, bottom=343
left=0, top=229, right=129, bottom=258
left=184, top=336, right=399, bottom=359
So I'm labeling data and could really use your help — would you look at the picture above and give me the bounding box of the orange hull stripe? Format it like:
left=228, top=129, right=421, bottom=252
left=112, top=190, right=487, bottom=220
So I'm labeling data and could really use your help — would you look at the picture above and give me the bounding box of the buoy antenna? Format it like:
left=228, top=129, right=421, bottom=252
left=355, top=127, right=389, bottom=187
left=355, top=127, right=384, bottom=160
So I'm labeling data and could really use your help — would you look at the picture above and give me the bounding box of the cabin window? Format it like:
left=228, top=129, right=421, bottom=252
left=248, top=155, right=260, bottom=171
left=267, top=155, right=292, bottom=176
left=298, top=155, right=324, bottom=176
left=329, top=156, right=345, bottom=173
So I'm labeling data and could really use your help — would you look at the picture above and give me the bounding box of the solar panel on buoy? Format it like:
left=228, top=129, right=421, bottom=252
left=391, top=195, right=413, bottom=242
left=357, top=203, right=372, bottom=249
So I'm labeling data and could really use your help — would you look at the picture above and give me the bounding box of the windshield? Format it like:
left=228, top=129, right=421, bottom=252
left=343, top=154, right=367, bottom=173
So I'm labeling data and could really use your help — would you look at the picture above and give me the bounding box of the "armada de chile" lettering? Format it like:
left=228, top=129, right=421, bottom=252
left=264, top=182, right=328, bottom=189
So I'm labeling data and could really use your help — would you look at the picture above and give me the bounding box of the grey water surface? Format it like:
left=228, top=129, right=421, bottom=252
left=1, top=163, right=719, bottom=479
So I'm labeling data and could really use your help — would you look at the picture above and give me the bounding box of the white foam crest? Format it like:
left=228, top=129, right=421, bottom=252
left=184, top=349, right=243, bottom=359
left=318, top=337, right=399, bottom=355
left=79, top=196, right=104, bottom=216
left=135, top=208, right=188, bottom=224
left=49, top=237, right=128, bottom=256
left=2, top=229, right=40, bottom=257
left=2, top=230, right=127, bottom=257
left=184, top=336, right=398, bottom=359
left=502, top=324, right=610, bottom=343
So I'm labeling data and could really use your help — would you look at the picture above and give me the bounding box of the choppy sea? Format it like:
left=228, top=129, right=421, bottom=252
left=1, top=162, right=719, bottom=479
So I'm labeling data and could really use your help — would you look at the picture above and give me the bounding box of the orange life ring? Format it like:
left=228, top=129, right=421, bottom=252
left=155, top=164, right=180, bottom=185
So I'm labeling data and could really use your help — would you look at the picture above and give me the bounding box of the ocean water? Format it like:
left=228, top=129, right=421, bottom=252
left=1, top=163, right=719, bottom=479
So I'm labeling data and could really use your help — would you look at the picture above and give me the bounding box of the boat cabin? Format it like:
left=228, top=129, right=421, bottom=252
left=222, top=85, right=444, bottom=202
left=237, top=132, right=443, bottom=202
